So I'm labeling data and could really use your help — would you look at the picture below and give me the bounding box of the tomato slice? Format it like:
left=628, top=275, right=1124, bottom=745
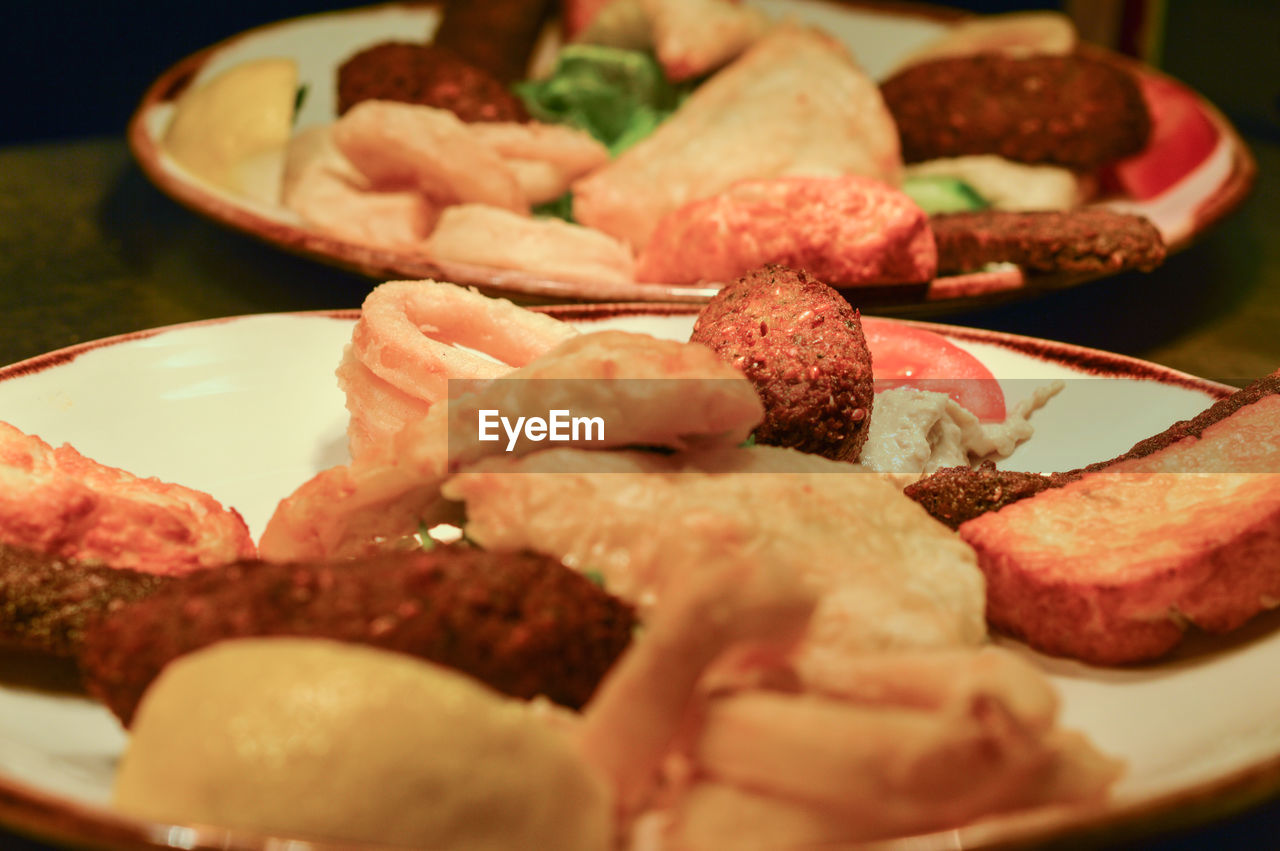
left=1103, top=74, right=1221, bottom=200
left=861, top=317, right=1006, bottom=422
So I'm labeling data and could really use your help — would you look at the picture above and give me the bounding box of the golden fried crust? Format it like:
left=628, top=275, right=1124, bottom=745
left=638, top=175, right=936, bottom=288
left=961, top=472, right=1280, bottom=665
left=0, top=422, right=254, bottom=574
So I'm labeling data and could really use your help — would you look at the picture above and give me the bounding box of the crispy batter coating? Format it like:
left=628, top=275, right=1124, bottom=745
left=930, top=208, right=1166, bottom=274
left=0, top=421, right=254, bottom=575
left=337, top=42, right=529, bottom=122
left=637, top=175, right=936, bottom=289
left=691, top=265, right=875, bottom=461
left=80, top=547, right=636, bottom=726
left=881, top=53, right=1150, bottom=171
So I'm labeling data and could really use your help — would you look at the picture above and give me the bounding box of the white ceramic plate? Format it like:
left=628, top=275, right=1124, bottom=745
left=0, top=308, right=1277, bottom=850
left=127, top=1, right=1257, bottom=313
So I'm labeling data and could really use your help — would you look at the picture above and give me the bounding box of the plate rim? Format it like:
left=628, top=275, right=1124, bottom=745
left=124, top=0, right=1257, bottom=314
left=0, top=306, right=1266, bottom=851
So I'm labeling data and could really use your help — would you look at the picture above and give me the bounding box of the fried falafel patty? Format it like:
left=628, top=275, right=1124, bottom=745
left=930, top=208, right=1166, bottom=274
left=431, top=0, right=555, bottom=84
left=336, top=42, right=529, bottom=122
left=691, top=265, right=874, bottom=462
left=79, top=547, right=636, bottom=726
left=880, top=53, right=1150, bottom=171
left=903, top=462, right=1068, bottom=530
left=0, top=544, right=175, bottom=658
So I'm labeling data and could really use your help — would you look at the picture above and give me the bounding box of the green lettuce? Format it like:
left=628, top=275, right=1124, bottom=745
left=514, top=44, right=690, bottom=157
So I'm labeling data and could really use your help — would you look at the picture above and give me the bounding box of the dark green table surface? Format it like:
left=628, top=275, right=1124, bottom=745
left=0, top=2, right=1278, bottom=848
left=2, top=126, right=1279, bottom=382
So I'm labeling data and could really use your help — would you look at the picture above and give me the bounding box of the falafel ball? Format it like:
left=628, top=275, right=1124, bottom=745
left=336, top=42, right=529, bottom=122
left=880, top=53, right=1151, bottom=171
left=691, top=265, right=875, bottom=462
left=79, top=546, right=636, bottom=726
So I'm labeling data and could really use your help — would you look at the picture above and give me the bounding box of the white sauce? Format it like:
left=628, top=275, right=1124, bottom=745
left=859, top=382, right=1063, bottom=477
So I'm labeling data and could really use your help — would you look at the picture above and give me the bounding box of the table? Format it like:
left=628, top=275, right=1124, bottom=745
left=1, top=131, right=1277, bottom=851
left=2, top=118, right=1279, bottom=383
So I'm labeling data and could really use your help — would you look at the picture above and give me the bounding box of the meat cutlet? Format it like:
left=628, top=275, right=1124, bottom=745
left=930, top=208, right=1166, bottom=275
left=880, top=53, right=1151, bottom=172
left=80, top=547, right=636, bottom=726
left=691, top=265, right=875, bottom=462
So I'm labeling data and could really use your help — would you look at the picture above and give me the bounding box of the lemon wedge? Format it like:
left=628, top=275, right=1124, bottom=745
left=162, top=57, right=298, bottom=198
left=113, top=638, right=612, bottom=850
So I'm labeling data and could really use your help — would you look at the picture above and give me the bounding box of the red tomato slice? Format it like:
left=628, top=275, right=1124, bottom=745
left=1104, top=74, right=1221, bottom=200
left=861, top=317, right=1006, bottom=422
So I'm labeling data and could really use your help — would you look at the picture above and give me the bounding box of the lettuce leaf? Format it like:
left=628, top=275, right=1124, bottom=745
left=514, top=44, right=690, bottom=156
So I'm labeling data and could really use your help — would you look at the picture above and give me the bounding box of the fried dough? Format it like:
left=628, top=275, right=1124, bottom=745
left=572, top=26, right=901, bottom=250
left=962, top=471, right=1280, bottom=665
left=952, top=371, right=1280, bottom=663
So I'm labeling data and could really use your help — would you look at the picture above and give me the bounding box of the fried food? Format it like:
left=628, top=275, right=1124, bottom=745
left=443, top=445, right=988, bottom=667
left=0, top=543, right=175, bottom=657
left=930, top=208, right=1166, bottom=274
left=576, top=0, right=770, bottom=83
left=890, top=11, right=1077, bottom=71
left=337, top=280, right=578, bottom=458
left=690, top=265, right=875, bottom=461
left=280, top=125, right=438, bottom=250
left=466, top=120, right=611, bottom=203
left=264, top=328, right=762, bottom=562
left=80, top=546, right=637, bottom=725
left=906, top=371, right=1280, bottom=527
left=0, top=421, right=254, bottom=574
left=952, top=371, right=1280, bottom=664
left=680, top=679, right=1115, bottom=843
left=637, top=176, right=936, bottom=288
left=331, top=100, right=528, bottom=212
left=336, top=42, right=530, bottom=122
left=963, top=470, right=1280, bottom=665
left=431, top=0, right=556, bottom=84
left=881, top=53, right=1150, bottom=171
left=572, top=26, right=902, bottom=250
left=904, top=461, right=1065, bottom=529
left=423, top=204, right=635, bottom=287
